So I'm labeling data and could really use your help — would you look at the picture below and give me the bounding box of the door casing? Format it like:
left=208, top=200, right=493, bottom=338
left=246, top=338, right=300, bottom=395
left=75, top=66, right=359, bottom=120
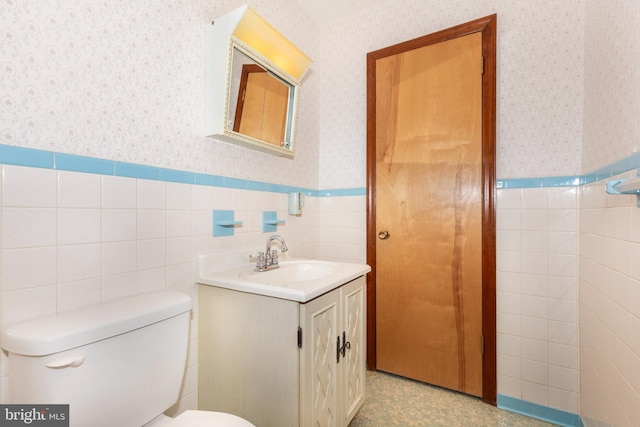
left=365, top=14, right=497, bottom=405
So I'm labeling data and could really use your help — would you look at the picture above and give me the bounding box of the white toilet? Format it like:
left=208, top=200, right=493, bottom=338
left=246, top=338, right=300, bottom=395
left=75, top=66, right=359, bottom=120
left=1, top=291, right=255, bottom=427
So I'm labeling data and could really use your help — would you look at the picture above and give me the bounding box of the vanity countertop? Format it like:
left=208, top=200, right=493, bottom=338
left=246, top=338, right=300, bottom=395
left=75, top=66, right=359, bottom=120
left=196, top=253, right=371, bottom=302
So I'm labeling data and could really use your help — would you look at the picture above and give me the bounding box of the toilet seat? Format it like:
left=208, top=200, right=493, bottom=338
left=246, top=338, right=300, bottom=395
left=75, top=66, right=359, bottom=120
left=165, top=410, right=256, bottom=427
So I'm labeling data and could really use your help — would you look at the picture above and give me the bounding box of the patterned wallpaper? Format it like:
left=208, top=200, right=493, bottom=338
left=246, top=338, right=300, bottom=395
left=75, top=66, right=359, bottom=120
left=0, top=0, right=320, bottom=189
left=317, top=0, right=586, bottom=188
left=582, top=0, right=640, bottom=173
left=2, top=0, right=595, bottom=189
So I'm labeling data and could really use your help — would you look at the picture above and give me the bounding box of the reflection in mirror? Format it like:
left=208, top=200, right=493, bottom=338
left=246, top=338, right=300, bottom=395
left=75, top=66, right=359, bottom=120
left=227, top=47, right=295, bottom=149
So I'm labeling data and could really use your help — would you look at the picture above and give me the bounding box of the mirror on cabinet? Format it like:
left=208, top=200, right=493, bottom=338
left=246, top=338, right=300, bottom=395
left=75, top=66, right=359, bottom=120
left=226, top=46, right=295, bottom=149
left=203, top=6, right=312, bottom=158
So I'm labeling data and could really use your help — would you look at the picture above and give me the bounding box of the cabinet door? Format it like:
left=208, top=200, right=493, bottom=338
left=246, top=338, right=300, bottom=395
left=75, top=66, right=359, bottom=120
left=340, top=276, right=367, bottom=425
left=300, top=289, right=340, bottom=427
left=199, top=285, right=300, bottom=427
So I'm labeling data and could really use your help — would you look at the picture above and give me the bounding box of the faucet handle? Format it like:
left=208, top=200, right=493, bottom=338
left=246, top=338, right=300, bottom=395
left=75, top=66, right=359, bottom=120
left=270, top=249, right=279, bottom=266
left=255, top=252, right=266, bottom=270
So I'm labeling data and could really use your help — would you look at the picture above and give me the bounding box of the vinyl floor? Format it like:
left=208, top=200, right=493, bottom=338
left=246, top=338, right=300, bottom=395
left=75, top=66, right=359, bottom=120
left=349, top=370, right=558, bottom=427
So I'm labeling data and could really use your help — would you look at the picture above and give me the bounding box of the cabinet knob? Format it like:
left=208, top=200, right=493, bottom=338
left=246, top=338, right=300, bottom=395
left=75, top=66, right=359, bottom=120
left=378, top=230, right=390, bottom=240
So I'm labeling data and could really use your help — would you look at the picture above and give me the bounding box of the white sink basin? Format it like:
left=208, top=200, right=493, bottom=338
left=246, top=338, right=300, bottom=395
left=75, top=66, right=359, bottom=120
left=197, top=255, right=371, bottom=302
left=238, top=259, right=339, bottom=284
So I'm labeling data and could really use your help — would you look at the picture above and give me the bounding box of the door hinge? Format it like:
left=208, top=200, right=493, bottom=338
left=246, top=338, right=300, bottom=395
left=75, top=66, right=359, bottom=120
left=481, top=335, right=485, bottom=355
left=297, top=327, right=302, bottom=349
left=481, top=56, right=485, bottom=75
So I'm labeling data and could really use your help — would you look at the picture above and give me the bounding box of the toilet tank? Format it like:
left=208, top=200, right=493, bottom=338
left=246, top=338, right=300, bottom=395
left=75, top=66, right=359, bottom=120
left=1, top=291, right=192, bottom=427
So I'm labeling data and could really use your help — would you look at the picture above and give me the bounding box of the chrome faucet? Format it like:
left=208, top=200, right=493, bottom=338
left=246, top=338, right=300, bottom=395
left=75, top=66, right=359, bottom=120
left=255, top=234, right=289, bottom=272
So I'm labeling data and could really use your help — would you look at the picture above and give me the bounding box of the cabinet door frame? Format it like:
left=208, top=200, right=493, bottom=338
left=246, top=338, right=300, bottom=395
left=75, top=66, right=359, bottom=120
left=300, top=288, right=340, bottom=427
left=340, top=276, right=367, bottom=425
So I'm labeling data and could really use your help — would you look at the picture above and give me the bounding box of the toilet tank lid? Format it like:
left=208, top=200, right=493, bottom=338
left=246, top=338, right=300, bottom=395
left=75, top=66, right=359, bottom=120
left=1, top=291, right=192, bottom=357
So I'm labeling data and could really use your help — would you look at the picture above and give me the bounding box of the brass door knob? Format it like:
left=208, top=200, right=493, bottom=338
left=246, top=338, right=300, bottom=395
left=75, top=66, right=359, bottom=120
left=378, top=230, right=390, bottom=240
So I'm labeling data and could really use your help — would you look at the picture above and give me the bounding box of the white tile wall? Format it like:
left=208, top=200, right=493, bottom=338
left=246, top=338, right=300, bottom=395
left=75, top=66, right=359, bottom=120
left=580, top=170, right=640, bottom=427
left=0, top=164, right=367, bottom=409
left=58, top=171, right=102, bottom=208
left=317, top=195, right=367, bottom=263
left=497, top=186, right=580, bottom=413
left=496, top=172, right=640, bottom=424
left=9, top=144, right=639, bottom=423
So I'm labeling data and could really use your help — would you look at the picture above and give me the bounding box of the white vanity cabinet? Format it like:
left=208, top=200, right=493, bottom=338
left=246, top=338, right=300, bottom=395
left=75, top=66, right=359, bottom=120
left=300, top=275, right=367, bottom=426
left=198, top=275, right=367, bottom=427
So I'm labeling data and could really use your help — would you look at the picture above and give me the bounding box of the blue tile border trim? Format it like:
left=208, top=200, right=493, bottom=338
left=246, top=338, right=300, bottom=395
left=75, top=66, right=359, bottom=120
left=159, top=168, right=195, bottom=184
left=0, top=145, right=348, bottom=196
left=3, top=144, right=640, bottom=194
left=318, top=188, right=367, bottom=196
left=497, top=176, right=583, bottom=189
left=403, top=148, right=640, bottom=189
left=498, top=395, right=583, bottom=427
left=498, top=151, right=640, bottom=189
left=194, top=173, right=224, bottom=187
left=114, top=161, right=159, bottom=180
left=582, top=151, right=640, bottom=185
left=55, top=152, right=113, bottom=175
left=0, top=144, right=53, bottom=169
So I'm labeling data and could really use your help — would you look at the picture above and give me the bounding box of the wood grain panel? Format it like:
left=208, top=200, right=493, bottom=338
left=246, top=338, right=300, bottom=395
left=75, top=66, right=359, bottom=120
left=374, top=32, right=483, bottom=396
left=366, top=16, right=497, bottom=404
left=235, top=65, right=288, bottom=146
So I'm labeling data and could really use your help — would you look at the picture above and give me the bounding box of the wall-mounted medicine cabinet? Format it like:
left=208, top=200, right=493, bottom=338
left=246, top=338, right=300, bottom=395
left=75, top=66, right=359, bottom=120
left=203, top=5, right=312, bottom=158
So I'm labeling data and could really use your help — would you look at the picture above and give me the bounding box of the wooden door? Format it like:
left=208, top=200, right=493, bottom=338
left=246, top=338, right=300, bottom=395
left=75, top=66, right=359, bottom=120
left=366, top=16, right=497, bottom=403
left=234, top=64, right=288, bottom=146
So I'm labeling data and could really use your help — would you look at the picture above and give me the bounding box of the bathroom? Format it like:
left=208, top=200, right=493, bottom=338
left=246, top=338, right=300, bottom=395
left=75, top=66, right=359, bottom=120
left=0, top=0, right=639, bottom=426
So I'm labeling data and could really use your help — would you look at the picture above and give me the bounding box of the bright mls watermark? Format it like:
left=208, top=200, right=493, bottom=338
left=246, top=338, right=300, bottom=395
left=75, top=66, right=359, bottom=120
left=0, top=405, right=69, bottom=426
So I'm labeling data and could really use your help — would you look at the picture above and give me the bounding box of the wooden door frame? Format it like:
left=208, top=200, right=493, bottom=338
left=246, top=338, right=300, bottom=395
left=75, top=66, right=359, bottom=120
left=233, top=63, right=266, bottom=133
left=365, top=14, right=497, bottom=405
